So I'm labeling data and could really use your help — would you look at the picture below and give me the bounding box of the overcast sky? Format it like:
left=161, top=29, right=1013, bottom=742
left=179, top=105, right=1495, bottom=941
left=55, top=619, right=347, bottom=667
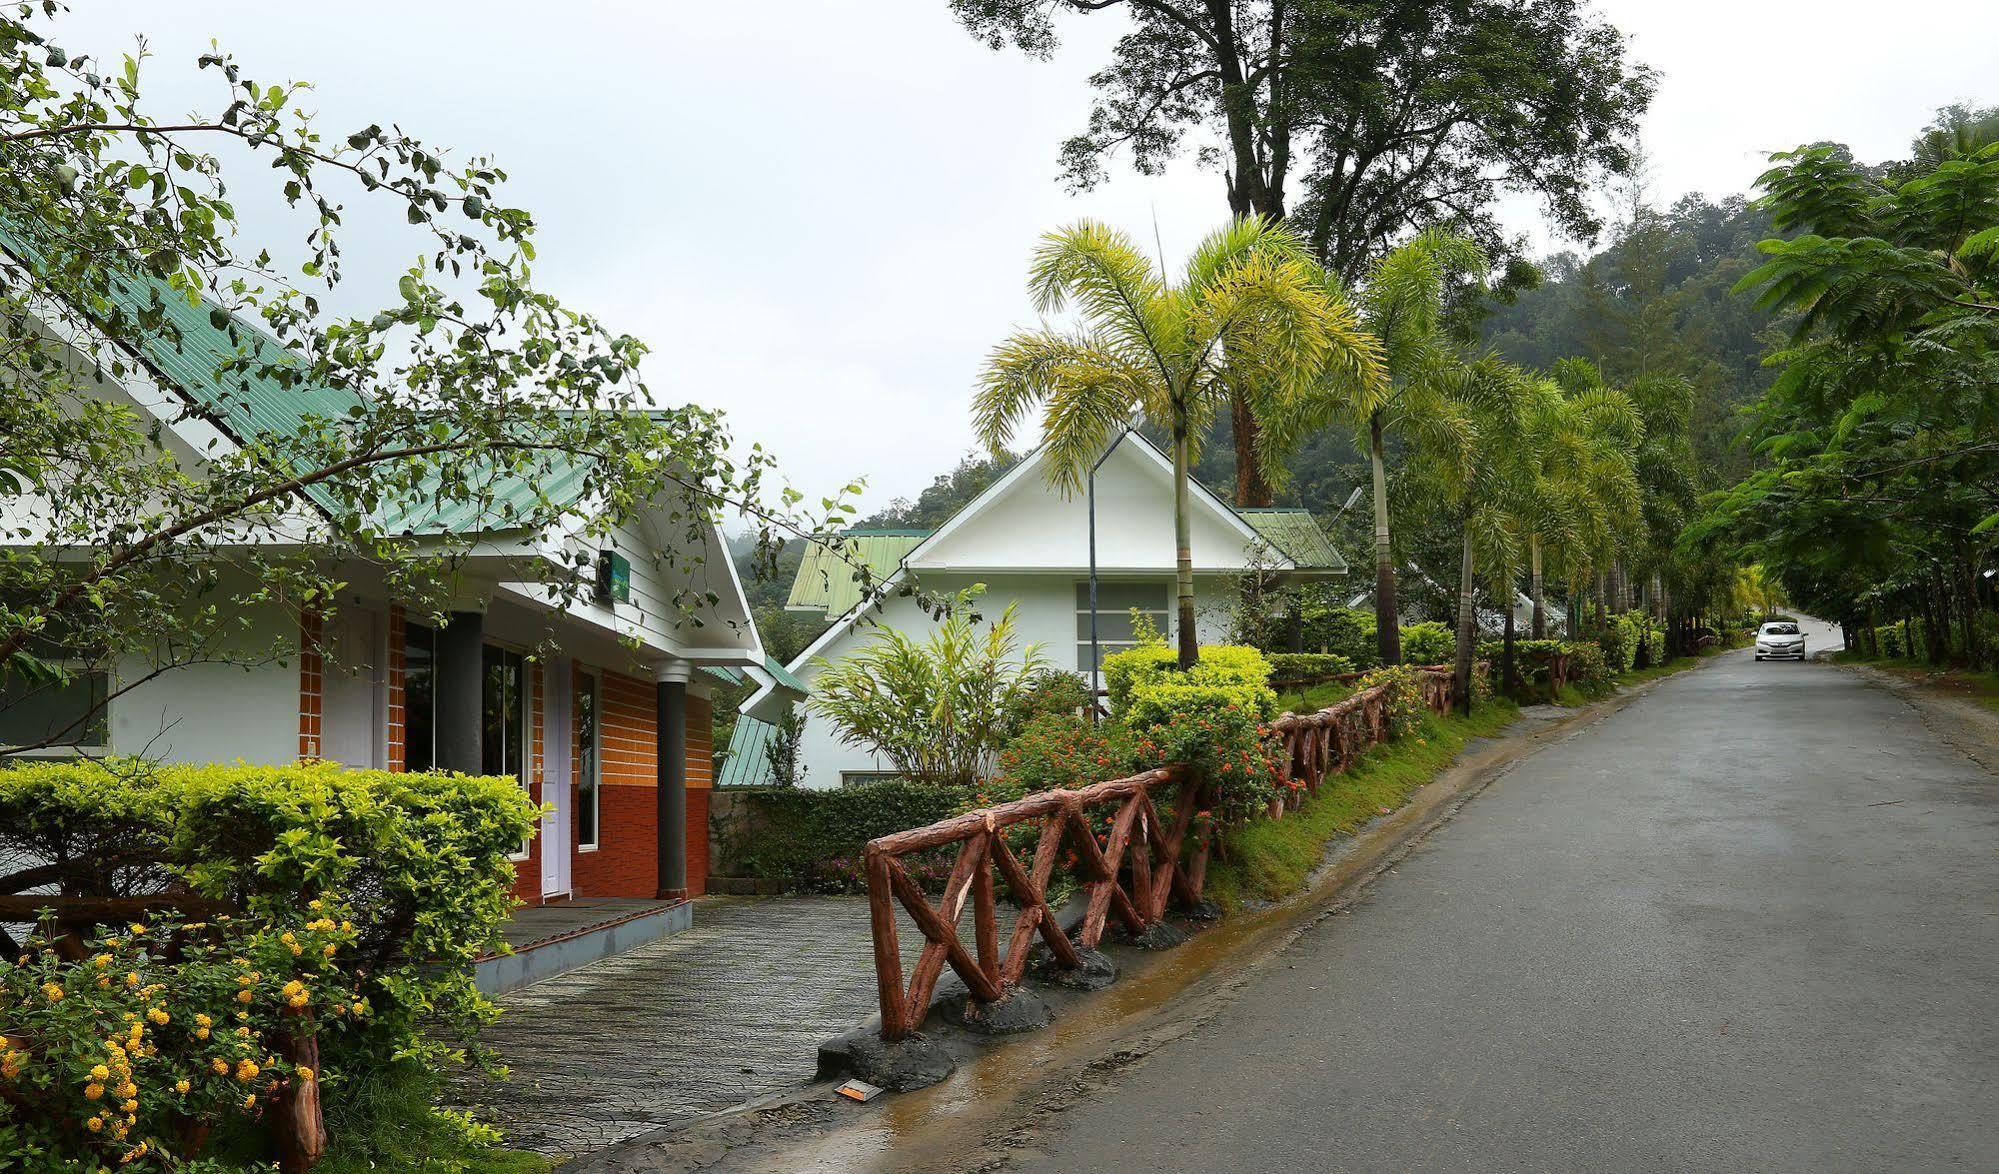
left=51, top=1, right=1999, bottom=515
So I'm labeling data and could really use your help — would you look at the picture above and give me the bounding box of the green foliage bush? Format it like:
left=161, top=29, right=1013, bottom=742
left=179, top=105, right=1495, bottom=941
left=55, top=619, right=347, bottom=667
left=0, top=760, right=537, bottom=1168
left=1247, top=599, right=1379, bottom=671
left=1266, top=652, right=1355, bottom=685
left=730, top=780, right=969, bottom=894
left=1398, top=621, right=1453, bottom=665
left=1104, top=644, right=1280, bottom=826
left=1002, top=668, right=1094, bottom=733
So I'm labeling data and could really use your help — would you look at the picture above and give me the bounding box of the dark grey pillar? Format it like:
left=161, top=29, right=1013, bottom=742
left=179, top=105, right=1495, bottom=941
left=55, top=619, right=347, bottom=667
left=435, top=610, right=485, bottom=774
left=656, top=676, right=688, bottom=898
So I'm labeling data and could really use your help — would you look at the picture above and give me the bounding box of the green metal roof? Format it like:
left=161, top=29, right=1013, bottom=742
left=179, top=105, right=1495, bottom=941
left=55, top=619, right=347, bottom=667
left=716, top=716, right=778, bottom=787
left=785, top=529, right=928, bottom=618
left=1239, top=509, right=1346, bottom=571
left=0, top=221, right=595, bottom=538
left=703, top=655, right=806, bottom=695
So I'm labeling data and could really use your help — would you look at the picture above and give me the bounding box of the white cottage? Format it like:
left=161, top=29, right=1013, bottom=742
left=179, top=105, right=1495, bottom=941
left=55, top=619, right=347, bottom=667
left=749, top=433, right=1347, bottom=788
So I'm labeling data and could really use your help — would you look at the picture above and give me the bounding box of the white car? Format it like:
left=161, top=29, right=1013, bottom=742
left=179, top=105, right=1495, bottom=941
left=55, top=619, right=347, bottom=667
left=1755, top=621, right=1807, bottom=661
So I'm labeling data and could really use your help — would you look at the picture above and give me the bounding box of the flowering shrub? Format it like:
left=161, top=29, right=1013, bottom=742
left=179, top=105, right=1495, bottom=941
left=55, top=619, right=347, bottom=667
left=1128, top=702, right=1281, bottom=826
left=0, top=913, right=362, bottom=1168
left=991, top=713, right=1138, bottom=801
left=0, top=760, right=537, bottom=1167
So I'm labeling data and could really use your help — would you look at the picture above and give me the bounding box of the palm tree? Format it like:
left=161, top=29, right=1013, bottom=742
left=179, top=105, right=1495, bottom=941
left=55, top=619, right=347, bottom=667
left=972, top=217, right=1381, bottom=670
left=1348, top=230, right=1489, bottom=666
left=1522, top=369, right=1644, bottom=641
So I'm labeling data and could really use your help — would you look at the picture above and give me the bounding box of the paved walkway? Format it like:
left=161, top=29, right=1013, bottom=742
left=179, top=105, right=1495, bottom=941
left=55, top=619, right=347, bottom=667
left=464, top=894, right=916, bottom=1155
left=1012, top=626, right=1999, bottom=1171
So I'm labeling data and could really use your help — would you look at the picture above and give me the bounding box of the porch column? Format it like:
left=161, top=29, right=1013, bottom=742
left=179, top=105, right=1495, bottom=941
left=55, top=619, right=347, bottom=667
left=435, top=609, right=486, bottom=774
left=655, top=663, right=690, bottom=900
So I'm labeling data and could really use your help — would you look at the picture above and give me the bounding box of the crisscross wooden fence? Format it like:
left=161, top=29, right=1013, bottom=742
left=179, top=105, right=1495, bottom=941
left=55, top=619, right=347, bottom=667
left=864, top=666, right=1466, bottom=1041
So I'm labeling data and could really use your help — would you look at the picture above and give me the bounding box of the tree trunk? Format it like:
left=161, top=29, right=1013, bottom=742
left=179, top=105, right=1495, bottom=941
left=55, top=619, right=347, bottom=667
left=1529, top=536, right=1546, bottom=640
left=1454, top=519, right=1476, bottom=716
left=1173, top=419, right=1200, bottom=670
left=1230, top=392, right=1275, bottom=507
left=1369, top=411, right=1401, bottom=666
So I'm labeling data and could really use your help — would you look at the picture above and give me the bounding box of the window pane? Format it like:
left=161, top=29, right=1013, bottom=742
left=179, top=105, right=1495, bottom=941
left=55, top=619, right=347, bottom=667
left=482, top=647, right=525, bottom=781
left=1077, top=612, right=1149, bottom=643
left=575, top=672, right=599, bottom=848
left=0, top=668, right=107, bottom=748
left=1075, top=582, right=1167, bottom=612
left=404, top=623, right=435, bottom=772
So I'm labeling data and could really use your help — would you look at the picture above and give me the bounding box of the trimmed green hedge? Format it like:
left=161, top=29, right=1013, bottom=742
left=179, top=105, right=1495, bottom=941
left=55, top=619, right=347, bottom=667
left=722, top=779, right=970, bottom=893
left=1267, top=652, right=1354, bottom=684
left=1399, top=621, right=1453, bottom=665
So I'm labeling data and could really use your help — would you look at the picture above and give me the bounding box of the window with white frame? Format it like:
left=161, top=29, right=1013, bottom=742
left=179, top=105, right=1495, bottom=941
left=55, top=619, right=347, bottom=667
left=1075, top=582, right=1169, bottom=674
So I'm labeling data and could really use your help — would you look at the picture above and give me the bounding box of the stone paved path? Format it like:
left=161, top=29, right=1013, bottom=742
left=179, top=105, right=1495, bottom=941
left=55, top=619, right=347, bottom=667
left=463, top=894, right=920, bottom=1155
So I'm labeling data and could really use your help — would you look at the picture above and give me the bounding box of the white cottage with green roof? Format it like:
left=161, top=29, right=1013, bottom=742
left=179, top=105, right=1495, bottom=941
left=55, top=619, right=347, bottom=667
left=0, top=230, right=764, bottom=917
left=751, top=433, right=1346, bottom=789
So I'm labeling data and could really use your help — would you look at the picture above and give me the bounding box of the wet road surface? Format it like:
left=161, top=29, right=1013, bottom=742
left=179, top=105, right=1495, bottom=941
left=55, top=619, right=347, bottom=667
left=1013, top=636, right=1999, bottom=1172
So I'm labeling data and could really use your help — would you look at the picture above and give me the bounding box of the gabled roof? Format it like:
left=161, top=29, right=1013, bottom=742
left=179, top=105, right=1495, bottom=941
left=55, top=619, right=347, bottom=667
left=1239, top=508, right=1346, bottom=571
left=0, top=222, right=595, bottom=538
left=716, top=716, right=778, bottom=787
left=785, top=529, right=928, bottom=619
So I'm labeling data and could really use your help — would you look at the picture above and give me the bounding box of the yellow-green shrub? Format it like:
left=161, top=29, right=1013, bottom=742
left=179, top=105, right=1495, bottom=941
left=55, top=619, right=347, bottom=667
left=0, top=760, right=538, bottom=1168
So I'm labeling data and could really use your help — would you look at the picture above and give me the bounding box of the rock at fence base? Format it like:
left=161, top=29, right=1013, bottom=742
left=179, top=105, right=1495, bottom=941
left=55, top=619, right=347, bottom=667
left=1036, top=946, right=1118, bottom=991
left=1181, top=898, right=1222, bottom=922
left=817, top=1028, right=956, bottom=1092
left=944, top=986, right=1051, bottom=1035
left=1123, top=920, right=1190, bottom=950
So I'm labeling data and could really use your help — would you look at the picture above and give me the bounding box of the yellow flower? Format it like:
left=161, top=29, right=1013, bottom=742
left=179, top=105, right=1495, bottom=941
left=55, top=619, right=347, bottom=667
left=40, top=982, right=63, bottom=1001
left=91, top=1064, right=111, bottom=1081
left=147, top=1008, right=169, bottom=1025
left=84, top=1083, right=105, bottom=1101
left=236, top=1026, right=252, bottom=1038
left=236, top=973, right=257, bottom=987
left=124, top=972, right=141, bottom=988
left=93, top=954, right=113, bottom=968
left=323, top=943, right=338, bottom=958
left=195, top=1013, right=213, bottom=1028
left=288, top=993, right=309, bottom=1008
left=297, top=1065, right=315, bottom=1082
left=235, top=1059, right=260, bottom=1082
left=86, top=1116, right=104, bottom=1132
left=308, top=898, right=323, bottom=910
left=128, top=923, right=147, bottom=935
left=96, top=975, right=111, bottom=989
left=237, top=989, right=254, bottom=1004
left=117, top=1081, right=136, bottom=1099
left=120, top=1098, right=138, bottom=1113
left=279, top=932, right=297, bottom=946
left=175, top=1078, right=191, bottom=1094
left=195, top=1028, right=211, bottom=1040
left=288, top=943, right=304, bottom=956
left=211, top=1058, right=229, bottom=1075
left=242, top=1093, right=258, bottom=1110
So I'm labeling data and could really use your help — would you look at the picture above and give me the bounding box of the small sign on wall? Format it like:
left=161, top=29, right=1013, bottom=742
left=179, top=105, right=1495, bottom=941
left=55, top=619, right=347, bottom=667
left=596, top=550, right=631, bottom=605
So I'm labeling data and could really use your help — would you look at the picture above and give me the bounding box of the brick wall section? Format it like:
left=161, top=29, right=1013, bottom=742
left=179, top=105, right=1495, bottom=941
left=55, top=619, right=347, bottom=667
left=297, top=611, right=324, bottom=762
left=386, top=607, right=406, bottom=773
left=571, top=668, right=659, bottom=898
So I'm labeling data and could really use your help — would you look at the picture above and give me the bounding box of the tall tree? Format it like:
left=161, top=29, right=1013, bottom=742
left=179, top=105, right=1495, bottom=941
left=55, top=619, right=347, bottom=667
left=971, top=217, right=1380, bottom=668
left=947, top=0, right=1652, bottom=504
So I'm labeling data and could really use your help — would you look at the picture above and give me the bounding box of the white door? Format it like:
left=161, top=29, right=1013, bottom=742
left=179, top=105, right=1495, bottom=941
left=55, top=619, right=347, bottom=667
left=540, top=658, right=573, bottom=898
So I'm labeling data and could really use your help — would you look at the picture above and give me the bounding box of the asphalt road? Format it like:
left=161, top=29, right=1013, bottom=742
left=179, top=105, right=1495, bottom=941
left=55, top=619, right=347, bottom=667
left=1016, top=627, right=1999, bottom=1172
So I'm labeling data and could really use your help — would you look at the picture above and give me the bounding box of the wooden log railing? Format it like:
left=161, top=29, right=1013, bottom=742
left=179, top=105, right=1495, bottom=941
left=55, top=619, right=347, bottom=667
left=863, top=664, right=1472, bottom=1041
left=865, top=765, right=1204, bottom=1040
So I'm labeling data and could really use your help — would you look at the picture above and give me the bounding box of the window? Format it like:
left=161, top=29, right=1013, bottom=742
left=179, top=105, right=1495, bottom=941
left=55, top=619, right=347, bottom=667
left=403, top=621, right=437, bottom=772
left=481, top=645, right=528, bottom=782
left=0, top=663, right=108, bottom=752
left=575, top=669, right=600, bottom=851
left=0, top=610, right=110, bottom=753
left=1075, top=582, right=1169, bottom=674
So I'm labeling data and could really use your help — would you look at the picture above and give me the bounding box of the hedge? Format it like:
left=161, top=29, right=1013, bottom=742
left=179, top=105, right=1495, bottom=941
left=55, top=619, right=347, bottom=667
left=719, top=779, right=970, bottom=894
left=1266, top=652, right=1354, bottom=685
left=0, top=760, right=537, bottom=1168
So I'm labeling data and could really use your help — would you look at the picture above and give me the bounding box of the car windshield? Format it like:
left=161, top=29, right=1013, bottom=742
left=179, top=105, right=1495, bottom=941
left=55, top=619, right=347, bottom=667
left=1762, top=624, right=1800, bottom=636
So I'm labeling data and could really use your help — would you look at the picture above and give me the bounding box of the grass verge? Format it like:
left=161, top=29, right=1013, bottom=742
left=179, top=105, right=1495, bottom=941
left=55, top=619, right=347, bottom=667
left=1205, top=700, right=1520, bottom=914
left=1831, top=652, right=1999, bottom=711
left=315, top=1060, right=551, bottom=1174
left=1273, top=679, right=1359, bottom=714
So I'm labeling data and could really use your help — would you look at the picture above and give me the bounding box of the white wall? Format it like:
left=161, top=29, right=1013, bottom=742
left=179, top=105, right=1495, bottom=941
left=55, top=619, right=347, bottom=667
left=791, top=570, right=1239, bottom=789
